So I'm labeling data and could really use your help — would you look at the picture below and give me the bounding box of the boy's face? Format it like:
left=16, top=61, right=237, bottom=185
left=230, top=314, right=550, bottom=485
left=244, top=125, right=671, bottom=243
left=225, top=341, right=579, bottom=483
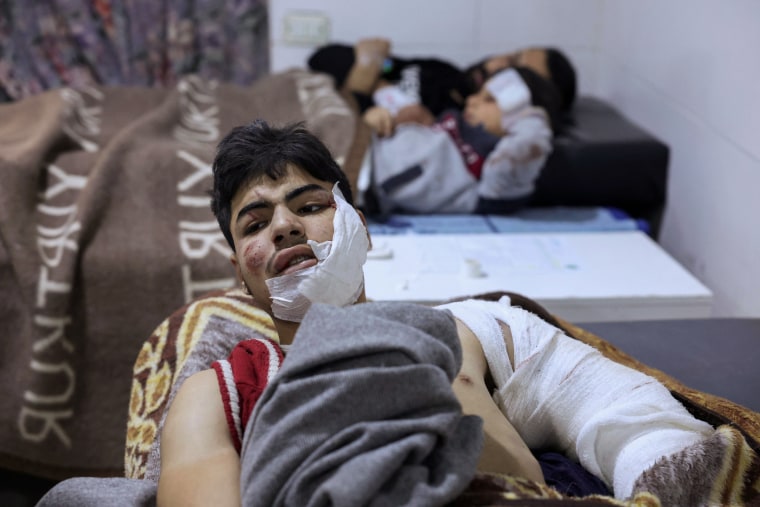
left=464, top=86, right=505, bottom=137
left=228, top=164, right=338, bottom=314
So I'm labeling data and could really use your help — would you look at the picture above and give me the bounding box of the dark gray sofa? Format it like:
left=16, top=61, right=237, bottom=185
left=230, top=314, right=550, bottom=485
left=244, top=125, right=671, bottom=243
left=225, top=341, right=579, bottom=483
left=532, top=97, right=669, bottom=238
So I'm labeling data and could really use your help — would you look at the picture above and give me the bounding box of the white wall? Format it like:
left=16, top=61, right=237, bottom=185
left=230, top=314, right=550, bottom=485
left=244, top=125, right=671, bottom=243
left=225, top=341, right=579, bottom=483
left=269, top=0, right=760, bottom=318
left=593, top=0, right=760, bottom=317
left=269, top=0, right=604, bottom=96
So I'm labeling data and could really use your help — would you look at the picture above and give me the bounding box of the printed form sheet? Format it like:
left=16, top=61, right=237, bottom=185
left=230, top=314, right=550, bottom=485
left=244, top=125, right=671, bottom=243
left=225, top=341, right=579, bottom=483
left=363, top=232, right=712, bottom=322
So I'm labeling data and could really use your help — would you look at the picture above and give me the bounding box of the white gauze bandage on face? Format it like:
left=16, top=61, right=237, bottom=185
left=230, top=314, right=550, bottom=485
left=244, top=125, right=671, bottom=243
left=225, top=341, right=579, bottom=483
left=265, top=183, right=369, bottom=322
left=485, top=68, right=532, bottom=130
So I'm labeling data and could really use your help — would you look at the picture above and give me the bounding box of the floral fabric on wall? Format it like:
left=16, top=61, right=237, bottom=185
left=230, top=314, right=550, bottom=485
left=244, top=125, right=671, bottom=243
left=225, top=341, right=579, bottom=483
left=0, top=0, right=270, bottom=101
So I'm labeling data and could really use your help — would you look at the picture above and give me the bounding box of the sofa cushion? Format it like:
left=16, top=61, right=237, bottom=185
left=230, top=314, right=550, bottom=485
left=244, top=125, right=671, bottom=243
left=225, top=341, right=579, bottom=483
left=532, top=97, right=669, bottom=237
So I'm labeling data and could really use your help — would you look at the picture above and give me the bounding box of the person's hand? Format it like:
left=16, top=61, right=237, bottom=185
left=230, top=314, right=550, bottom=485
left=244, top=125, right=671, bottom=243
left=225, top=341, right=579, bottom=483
left=394, top=104, right=435, bottom=127
left=345, top=38, right=391, bottom=94
left=354, top=38, right=391, bottom=67
left=363, top=106, right=395, bottom=137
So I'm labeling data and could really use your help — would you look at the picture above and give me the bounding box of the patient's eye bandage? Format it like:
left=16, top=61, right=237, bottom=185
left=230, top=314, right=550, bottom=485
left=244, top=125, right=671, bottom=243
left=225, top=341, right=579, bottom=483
left=485, top=68, right=531, bottom=116
left=266, top=184, right=369, bottom=322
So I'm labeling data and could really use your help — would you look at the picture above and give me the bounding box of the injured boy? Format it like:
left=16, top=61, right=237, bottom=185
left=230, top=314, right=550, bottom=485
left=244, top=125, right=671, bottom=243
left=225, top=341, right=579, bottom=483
left=361, top=66, right=559, bottom=216
left=156, top=120, right=723, bottom=507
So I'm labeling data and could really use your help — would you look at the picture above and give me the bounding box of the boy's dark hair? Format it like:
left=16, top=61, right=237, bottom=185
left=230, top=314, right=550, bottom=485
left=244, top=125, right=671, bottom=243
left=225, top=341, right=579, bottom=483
left=210, top=120, right=354, bottom=251
left=545, top=47, right=577, bottom=111
left=512, top=66, right=563, bottom=135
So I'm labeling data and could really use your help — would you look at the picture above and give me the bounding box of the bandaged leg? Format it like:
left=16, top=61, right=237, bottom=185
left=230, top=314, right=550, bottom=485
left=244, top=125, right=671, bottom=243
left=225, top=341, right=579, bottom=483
left=437, top=298, right=714, bottom=499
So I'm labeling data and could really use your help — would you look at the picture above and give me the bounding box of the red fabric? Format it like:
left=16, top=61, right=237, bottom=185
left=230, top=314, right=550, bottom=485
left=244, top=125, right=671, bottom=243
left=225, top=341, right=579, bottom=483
left=212, top=338, right=284, bottom=453
left=212, top=360, right=243, bottom=451
left=232, top=338, right=284, bottom=433
left=437, top=112, right=486, bottom=179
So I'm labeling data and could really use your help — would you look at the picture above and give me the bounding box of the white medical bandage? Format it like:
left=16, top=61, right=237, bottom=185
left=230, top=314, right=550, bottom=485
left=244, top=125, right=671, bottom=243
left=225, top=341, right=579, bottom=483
left=373, top=84, right=419, bottom=116
left=437, top=298, right=713, bottom=499
left=485, top=68, right=534, bottom=131
left=266, top=184, right=369, bottom=322
left=485, top=68, right=531, bottom=114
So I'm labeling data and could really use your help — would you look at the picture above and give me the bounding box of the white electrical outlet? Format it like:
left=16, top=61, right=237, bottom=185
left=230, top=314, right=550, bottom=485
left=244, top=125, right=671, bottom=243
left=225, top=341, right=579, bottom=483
left=283, top=12, right=331, bottom=45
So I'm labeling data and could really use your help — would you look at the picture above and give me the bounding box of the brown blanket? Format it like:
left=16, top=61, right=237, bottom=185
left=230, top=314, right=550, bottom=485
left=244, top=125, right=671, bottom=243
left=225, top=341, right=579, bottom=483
left=0, top=70, right=362, bottom=479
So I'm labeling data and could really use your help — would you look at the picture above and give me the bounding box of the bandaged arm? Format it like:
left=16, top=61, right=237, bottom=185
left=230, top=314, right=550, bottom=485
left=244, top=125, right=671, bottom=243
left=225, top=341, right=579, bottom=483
left=477, top=110, right=553, bottom=201
left=452, top=317, right=544, bottom=484
left=437, top=298, right=714, bottom=499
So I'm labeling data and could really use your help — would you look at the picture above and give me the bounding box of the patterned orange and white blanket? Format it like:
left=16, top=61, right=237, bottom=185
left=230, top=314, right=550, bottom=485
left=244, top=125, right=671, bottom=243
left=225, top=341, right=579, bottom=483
left=123, top=289, right=760, bottom=506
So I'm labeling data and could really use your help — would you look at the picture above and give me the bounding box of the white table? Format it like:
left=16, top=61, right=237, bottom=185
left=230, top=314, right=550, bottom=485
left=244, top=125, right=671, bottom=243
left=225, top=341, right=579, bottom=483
left=363, top=231, right=713, bottom=322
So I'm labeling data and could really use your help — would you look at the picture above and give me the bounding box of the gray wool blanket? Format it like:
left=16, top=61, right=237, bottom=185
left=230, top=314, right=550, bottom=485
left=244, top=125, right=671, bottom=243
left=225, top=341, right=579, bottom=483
left=240, top=301, right=484, bottom=507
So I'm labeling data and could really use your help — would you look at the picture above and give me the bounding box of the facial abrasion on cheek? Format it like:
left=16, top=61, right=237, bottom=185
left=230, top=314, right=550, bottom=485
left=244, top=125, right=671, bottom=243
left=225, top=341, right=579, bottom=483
left=265, top=183, right=370, bottom=322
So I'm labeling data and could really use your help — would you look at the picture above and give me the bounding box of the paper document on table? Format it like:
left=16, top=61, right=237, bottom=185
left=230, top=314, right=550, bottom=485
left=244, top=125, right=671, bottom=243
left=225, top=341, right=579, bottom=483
left=410, top=236, right=582, bottom=276
left=364, top=232, right=713, bottom=318
left=364, top=234, right=587, bottom=303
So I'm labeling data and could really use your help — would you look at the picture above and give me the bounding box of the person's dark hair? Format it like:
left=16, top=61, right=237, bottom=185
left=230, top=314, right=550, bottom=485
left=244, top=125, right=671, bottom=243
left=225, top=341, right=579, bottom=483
left=210, top=120, right=353, bottom=251
left=307, top=43, right=355, bottom=89
left=463, top=58, right=492, bottom=95
left=545, top=47, right=577, bottom=111
left=512, top=66, right=563, bottom=135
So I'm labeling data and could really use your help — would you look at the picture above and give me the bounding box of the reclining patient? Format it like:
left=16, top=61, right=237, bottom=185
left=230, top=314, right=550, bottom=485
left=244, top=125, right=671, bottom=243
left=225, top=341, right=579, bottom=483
left=362, top=66, right=560, bottom=215
left=156, top=120, right=719, bottom=506
left=308, top=37, right=577, bottom=114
